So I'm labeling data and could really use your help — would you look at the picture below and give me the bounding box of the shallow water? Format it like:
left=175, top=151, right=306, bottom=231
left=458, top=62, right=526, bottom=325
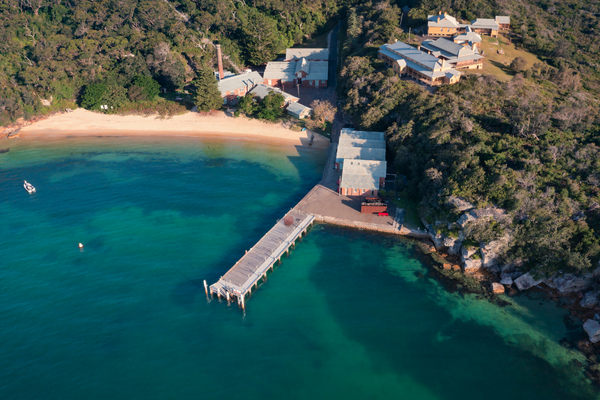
left=0, top=137, right=597, bottom=400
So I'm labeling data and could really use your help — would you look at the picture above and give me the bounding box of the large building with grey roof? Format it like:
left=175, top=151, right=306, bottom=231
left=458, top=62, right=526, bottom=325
left=336, top=129, right=386, bottom=169
left=218, top=71, right=263, bottom=105
left=336, top=128, right=388, bottom=197
left=378, top=41, right=461, bottom=86
left=339, top=160, right=387, bottom=197
left=420, top=38, right=483, bottom=70
left=264, top=47, right=328, bottom=89
left=263, top=59, right=328, bottom=89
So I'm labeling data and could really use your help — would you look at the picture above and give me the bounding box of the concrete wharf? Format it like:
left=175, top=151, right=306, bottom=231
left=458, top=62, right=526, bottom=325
left=208, top=210, right=314, bottom=308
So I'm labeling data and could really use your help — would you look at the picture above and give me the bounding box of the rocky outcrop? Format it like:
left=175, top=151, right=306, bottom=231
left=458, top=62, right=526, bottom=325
left=492, top=282, right=505, bottom=294
left=457, top=207, right=509, bottom=228
left=422, top=219, right=464, bottom=255
left=581, top=291, right=599, bottom=308
left=461, top=245, right=478, bottom=261
left=553, top=272, right=594, bottom=294
left=443, top=232, right=464, bottom=256
left=515, top=273, right=543, bottom=291
left=500, top=273, right=513, bottom=286
left=464, top=258, right=482, bottom=274
left=447, top=196, right=474, bottom=212
left=584, top=319, right=600, bottom=343
left=480, top=234, right=511, bottom=269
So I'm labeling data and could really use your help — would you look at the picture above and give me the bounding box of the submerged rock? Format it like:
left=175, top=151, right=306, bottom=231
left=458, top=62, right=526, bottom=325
left=581, top=292, right=599, bottom=308
left=515, top=273, right=543, bottom=291
left=492, top=282, right=505, bottom=294
left=584, top=319, right=600, bottom=343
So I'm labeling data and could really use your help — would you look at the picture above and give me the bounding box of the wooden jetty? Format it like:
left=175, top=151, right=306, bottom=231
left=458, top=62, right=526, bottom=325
left=208, top=210, right=314, bottom=308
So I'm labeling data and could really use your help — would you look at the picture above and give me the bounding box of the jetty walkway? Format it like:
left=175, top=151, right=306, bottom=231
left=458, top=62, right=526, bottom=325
left=209, top=210, right=314, bottom=308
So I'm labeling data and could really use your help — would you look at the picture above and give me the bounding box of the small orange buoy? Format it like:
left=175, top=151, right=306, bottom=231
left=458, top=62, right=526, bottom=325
left=78, top=243, right=84, bottom=249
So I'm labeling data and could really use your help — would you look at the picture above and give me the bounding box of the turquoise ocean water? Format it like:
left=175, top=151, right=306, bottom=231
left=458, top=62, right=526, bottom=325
left=0, top=136, right=598, bottom=400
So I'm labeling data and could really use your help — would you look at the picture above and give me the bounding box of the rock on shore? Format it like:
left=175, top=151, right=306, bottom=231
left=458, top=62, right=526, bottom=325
left=515, top=273, right=543, bottom=291
left=584, top=319, right=600, bottom=343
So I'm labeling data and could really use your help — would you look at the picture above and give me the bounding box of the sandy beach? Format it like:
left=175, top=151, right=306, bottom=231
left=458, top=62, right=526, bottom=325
left=15, top=108, right=330, bottom=147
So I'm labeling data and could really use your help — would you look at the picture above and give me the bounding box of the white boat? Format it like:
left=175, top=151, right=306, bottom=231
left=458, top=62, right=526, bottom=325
left=24, top=180, right=36, bottom=194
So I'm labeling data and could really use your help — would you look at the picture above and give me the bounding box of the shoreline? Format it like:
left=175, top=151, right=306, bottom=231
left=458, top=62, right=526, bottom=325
left=12, top=108, right=330, bottom=148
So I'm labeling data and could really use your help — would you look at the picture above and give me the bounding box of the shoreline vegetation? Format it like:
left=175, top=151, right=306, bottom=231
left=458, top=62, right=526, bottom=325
left=8, top=108, right=329, bottom=148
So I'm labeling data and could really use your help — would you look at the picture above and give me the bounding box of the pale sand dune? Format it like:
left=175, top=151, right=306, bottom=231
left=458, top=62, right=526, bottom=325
left=19, top=108, right=330, bottom=147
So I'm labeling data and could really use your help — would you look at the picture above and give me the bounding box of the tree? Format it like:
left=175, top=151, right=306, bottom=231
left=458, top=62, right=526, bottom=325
left=131, top=76, right=160, bottom=101
left=81, top=83, right=108, bottom=110
left=510, top=57, right=528, bottom=72
left=193, top=69, right=223, bottom=112
left=257, top=92, right=285, bottom=121
left=307, top=99, right=336, bottom=129
left=238, top=93, right=257, bottom=115
left=101, top=85, right=129, bottom=112
left=240, top=8, right=284, bottom=65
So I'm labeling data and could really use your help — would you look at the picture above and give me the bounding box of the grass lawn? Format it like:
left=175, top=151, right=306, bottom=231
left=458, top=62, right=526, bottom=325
left=389, top=195, right=425, bottom=230
left=463, top=34, right=542, bottom=81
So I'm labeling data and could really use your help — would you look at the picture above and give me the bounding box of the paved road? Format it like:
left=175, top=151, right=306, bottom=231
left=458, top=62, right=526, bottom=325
left=328, top=23, right=340, bottom=88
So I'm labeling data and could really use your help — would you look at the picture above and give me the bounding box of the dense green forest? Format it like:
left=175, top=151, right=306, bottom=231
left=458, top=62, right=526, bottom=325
left=0, top=0, right=347, bottom=125
left=339, top=0, right=600, bottom=275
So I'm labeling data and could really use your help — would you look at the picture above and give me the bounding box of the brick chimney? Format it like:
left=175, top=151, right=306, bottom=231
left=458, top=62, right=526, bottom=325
left=216, top=44, right=224, bottom=80
left=441, top=58, right=446, bottom=68
left=438, top=11, right=442, bottom=15
left=437, top=17, right=440, bottom=23
left=472, top=42, right=477, bottom=51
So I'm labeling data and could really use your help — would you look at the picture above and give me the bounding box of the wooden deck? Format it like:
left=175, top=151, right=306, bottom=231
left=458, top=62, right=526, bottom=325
left=209, top=210, right=314, bottom=307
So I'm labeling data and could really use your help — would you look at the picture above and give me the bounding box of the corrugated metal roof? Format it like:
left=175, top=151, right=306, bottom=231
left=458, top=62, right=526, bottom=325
left=286, top=48, right=329, bottom=60
left=427, top=13, right=459, bottom=28
left=335, top=146, right=386, bottom=162
left=383, top=42, right=442, bottom=71
left=454, top=31, right=482, bottom=43
left=218, top=71, right=263, bottom=95
left=471, top=18, right=499, bottom=30
left=496, top=16, right=510, bottom=24
left=421, top=38, right=483, bottom=63
left=304, top=61, right=328, bottom=81
left=287, top=102, right=310, bottom=114
left=249, top=84, right=298, bottom=102
left=340, top=160, right=387, bottom=190
left=263, top=62, right=296, bottom=81
left=264, top=60, right=328, bottom=82
left=295, top=58, right=310, bottom=74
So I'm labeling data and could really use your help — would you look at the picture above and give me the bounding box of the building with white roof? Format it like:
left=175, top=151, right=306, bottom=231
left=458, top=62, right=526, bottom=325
left=263, top=59, right=328, bottom=89
left=336, top=128, right=386, bottom=169
left=470, top=18, right=500, bottom=37
left=495, top=16, right=510, bottom=30
left=249, top=84, right=299, bottom=105
left=453, top=26, right=482, bottom=51
left=378, top=41, right=461, bottom=86
left=420, top=38, right=483, bottom=70
left=286, top=102, right=312, bottom=119
left=427, top=11, right=459, bottom=37
left=339, top=160, right=387, bottom=197
left=263, top=47, right=329, bottom=89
